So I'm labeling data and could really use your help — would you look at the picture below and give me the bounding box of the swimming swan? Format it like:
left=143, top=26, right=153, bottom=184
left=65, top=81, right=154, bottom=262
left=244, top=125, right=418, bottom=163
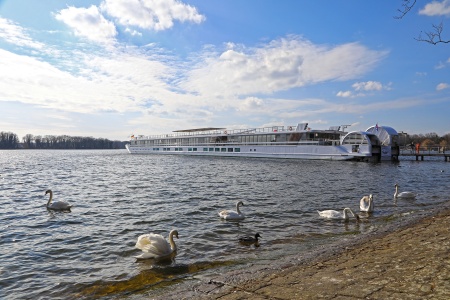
left=394, top=183, right=416, bottom=199
left=45, top=190, right=72, bottom=210
left=135, top=229, right=179, bottom=259
left=219, top=201, right=245, bottom=220
left=239, top=233, right=261, bottom=244
left=360, top=194, right=374, bottom=212
left=317, top=207, right=360, bottom=220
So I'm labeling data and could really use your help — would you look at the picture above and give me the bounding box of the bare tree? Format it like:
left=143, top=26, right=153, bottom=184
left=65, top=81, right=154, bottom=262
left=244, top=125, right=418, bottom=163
left=22, top=134, right=34, bottom=149
left=395, top=0, right=450, bottom=45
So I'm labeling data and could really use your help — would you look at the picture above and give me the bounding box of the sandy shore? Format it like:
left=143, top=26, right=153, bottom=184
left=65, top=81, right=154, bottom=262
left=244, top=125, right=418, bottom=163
left=135, top=203, right=450, bottom=299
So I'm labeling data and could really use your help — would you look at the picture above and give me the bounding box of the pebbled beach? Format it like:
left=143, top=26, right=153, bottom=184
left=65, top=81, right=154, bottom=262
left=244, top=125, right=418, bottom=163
left=141, top=202, right=450, bottom=300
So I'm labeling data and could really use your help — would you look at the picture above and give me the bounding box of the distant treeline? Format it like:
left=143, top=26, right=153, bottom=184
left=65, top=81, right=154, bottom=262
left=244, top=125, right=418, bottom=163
left=401, top=132, right=450, bottom=148
left=0, top=131, right=127, bottom=149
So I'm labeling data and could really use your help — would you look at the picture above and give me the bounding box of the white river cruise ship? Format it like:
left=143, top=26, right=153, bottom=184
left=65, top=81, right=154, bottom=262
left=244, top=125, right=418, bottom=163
left=126, top=123, right=400, bottom=162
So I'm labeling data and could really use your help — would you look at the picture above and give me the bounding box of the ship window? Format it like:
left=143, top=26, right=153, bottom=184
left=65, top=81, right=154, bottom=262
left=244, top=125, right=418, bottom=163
left=193, top=148, right=197, bottom=151
left=343, top=133, right=369, bottom=145
left=209, top=148, right=213, bottom=151
left=228, top=148, right=233, bottom=152
left=188, top=148, right=192, bottom=151
left=234, top=148, right=240, bottom=152
left=221, top=148, right=226, bottom=152
left=215, top=148, right=220, bottom=152
left=203, top=148, right=208, bottom=151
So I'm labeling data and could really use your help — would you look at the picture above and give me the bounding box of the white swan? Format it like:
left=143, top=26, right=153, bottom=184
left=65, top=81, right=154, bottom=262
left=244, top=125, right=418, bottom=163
left=360, top=194, right=374, bottom=212
left=45, top=190, right=72, bottom=211
left=394, top=183, right=416, bottom=199
left=135, top=229, right=179, bottom=259
left=219, top=201, right=245, bottom=220
left=317, top=207, right=360, bottom=220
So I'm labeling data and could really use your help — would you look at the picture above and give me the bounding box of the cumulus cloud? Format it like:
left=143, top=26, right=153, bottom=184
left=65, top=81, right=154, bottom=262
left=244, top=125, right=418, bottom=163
left=436, top=83, right=449, bottom=90
left=100, top=0, right=206, bottom=31
left=419, top=0, right=450, bottom=16
left=182, top=37, right=388, bottom=97
left=54, top=5, right=117, bottom=44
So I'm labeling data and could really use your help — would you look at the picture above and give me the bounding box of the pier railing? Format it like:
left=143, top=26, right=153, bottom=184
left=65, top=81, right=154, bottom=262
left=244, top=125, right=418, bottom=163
left=400, top=145, right=448, bottom=155
left=399, top=145, right=449, bottom=161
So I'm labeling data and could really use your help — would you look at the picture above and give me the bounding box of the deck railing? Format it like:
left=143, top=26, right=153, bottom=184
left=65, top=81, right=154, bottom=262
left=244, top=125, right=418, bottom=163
left=133, top=126, right=302, bottom=140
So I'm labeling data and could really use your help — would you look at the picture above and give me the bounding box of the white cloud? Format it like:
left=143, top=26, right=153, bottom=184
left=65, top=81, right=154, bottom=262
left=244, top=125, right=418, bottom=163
left=0, top=48, right=174, bottom=114
left=100, top=0, right=206, bottom=31
left=125, top=28, right=142, bottom=36
left=337, top=81, right=389, bottom=98
left=0, top=17, right=45, bottom=49
left=436, top=83, right=449, bottom=90
left=0, top=18, right=389, bottom=139
left=419, top=0, right=450, bottom=16
left=182, top=37, right=388, bottom=97
left=54, top=5, right=117, bottom=44
left=336, top=90, right=353, bottom=98
left=352, top=81, right=383, bottom=91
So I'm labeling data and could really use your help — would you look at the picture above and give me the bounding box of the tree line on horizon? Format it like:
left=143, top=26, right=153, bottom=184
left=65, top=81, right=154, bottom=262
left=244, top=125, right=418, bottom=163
left=401, top=132, right=450, bottom=149
left=0, top=131, right=127, bottom=149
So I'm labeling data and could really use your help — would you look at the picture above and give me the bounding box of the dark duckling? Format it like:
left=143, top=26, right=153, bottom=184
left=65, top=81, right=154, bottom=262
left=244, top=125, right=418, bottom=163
left=239, top=233, right=261, bottom=244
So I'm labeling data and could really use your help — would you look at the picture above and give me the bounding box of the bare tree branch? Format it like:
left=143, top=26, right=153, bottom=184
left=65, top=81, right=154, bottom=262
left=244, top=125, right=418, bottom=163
left=394, top=0, right=417, bottom=19
left=416, top=22, right=450, bottom=45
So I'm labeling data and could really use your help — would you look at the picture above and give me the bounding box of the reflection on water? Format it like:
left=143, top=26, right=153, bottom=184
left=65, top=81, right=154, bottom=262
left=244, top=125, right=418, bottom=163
left=0, top=150, right=449, bottom=299
left=74, top=260, right=233, bottom=299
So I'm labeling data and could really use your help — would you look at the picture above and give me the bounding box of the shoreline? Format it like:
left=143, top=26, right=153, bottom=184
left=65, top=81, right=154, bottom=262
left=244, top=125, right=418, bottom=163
left=133, top=202, right=450, bottom=299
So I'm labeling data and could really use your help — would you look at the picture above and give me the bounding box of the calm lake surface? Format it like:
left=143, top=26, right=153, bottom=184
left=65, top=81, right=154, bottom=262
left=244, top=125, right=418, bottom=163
left=1, top=150, right=449, bottom=299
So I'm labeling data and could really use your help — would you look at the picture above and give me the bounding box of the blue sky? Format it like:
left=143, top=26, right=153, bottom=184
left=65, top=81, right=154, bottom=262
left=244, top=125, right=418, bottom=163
left=0, top=0, right=449, bottom=141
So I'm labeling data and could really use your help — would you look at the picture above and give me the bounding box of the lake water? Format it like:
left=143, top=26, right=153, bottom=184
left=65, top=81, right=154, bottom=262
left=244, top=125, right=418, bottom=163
left=1, top=150, right=449, bottom=299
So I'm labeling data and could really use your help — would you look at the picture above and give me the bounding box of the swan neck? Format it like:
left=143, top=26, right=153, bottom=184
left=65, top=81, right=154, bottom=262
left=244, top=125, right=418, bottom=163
left=46, top=191, right=53, bottom=207
left=345, top=208, right=354, bottom=218
left=236, top=202, right=241, bottom=214
left=169, top=231, right=177, bottom=251
left=343, top=209, right=348, bottom=218
left=394, top=185, right=398, bottom=198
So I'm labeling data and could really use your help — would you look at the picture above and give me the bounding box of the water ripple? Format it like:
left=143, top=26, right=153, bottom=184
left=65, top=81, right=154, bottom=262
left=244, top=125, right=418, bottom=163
left=1, top=150, right=449, bottom=299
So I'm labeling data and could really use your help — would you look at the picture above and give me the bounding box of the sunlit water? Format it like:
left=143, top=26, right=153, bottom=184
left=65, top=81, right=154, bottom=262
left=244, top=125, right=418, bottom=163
left=1, top=150, right=449, bottom=299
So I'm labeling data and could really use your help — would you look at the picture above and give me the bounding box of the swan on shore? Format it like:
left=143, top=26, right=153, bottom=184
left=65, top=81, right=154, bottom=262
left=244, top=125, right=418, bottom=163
left=239, top=233, right=261, bottom=244
left=317, top=207, right=360, bottom=221
left=360, top=194, right=374, bottom=212
left=135, top=229, right=179, bottom=259
left=219, top=201, right=245, bottom=220
left=45, top=190, right=72, bottom=211
left=394, top=183, right=416, bottom=199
